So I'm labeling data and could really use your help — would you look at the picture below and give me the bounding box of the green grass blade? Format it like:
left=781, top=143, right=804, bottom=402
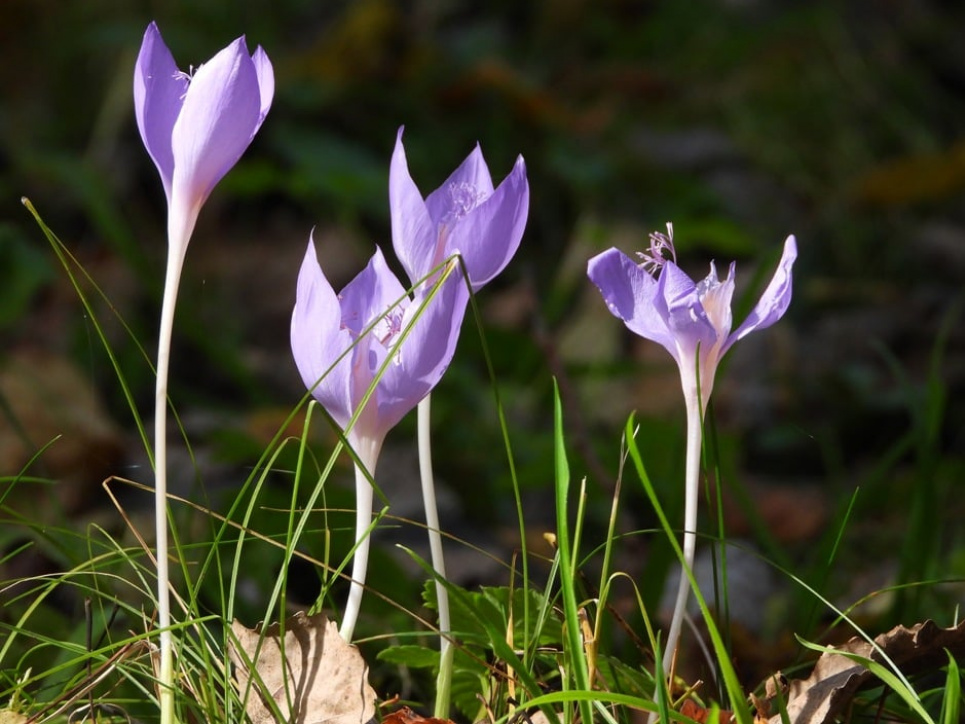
left=624, top=414, right=752, bottom=724
left=553, top=380, right=594, bottom=724
left=941, top=650, right=961, bottom=724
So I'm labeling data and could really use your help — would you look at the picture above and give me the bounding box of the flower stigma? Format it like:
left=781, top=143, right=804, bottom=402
left=637, top=222, right=677, bottom=275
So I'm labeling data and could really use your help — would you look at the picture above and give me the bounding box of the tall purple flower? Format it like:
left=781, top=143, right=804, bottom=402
left=389, top=127, right=529, bottom=292
left=588, top=225, right=797, bottom=411
left=587, top=224, right=796, bottom=686
left=385, top=129, right=529, bottom=714
left=134, top=23, right=272, bottom=723
left=291, top=235, right=469, bottom=642
left=134, top=21, right=274, bottom=256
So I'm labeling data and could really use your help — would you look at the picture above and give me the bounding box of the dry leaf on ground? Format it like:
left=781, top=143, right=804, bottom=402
left=230, top=611, right=377, bottom=724
left=765, top=619, right=965, bottom=724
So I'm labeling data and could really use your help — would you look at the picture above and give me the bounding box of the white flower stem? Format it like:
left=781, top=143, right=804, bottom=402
left=662, top=385, right=703, bottom=683
left=417, top=394, right=453, bottom=718
left=340, top=460, right=375, bottom=643
left=155, top=248, right=185, bottom=724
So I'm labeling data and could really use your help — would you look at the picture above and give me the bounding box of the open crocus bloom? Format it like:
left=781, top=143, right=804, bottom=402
left=291, top=235, right=468, bottom=641
left=134, top=21, right=274, bottom=257
left=390, top=127, right=529, bottom=292
left=588, top=225, right=797, bottom=410
left=291, top=236, right=469, bottom=471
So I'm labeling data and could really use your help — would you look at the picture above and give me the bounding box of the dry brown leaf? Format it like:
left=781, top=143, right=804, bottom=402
left=230, top=612, right=377, bottom=724
left=765, top=619, right=965, bottom=724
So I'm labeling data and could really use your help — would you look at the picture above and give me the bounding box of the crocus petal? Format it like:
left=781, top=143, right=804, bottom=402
left=424, top=143, right=495, bottom=224
left=389, top=128, right=437, bottom=285
left=251, top=46, right=274, bottom=127
left=587, top=248, right=679, bottom=361
left=170, top=37, right=262, bottom=210
left=133, top=22, right=186, bottom=202
left=659, top=262, right=719, bottom=361
left=696, top=261, right=736, bottom=340
left=724, top=235, right=797, bottom=353
left=376, top=268, right=470, bottom=430
left=449, top=155, right=529, bottom=289
left=338, top=247, right=408, bottom=338
left=291, top=236, right=354, bottom=430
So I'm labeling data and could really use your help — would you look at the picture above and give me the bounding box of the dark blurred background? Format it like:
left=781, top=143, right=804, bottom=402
left=2, top=0, right=965, bottom=672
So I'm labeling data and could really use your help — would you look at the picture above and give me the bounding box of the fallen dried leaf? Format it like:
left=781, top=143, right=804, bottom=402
left=230, top=612, right=377, bottom=724
left=765, top=619, right=965, bottom=724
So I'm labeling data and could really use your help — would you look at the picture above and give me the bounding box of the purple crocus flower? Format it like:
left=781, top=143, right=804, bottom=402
left=134, top=21, right=274, bottom=255
left=588, top=224, right=797, bottom=410
left=292, top=237, right=469, bottom=464
left=588, top=223, right=796, bottom=686
left=291, top=235, right=469, bottom=642
left=389, top=127, right=529, bottom=292
left=134, top=22, right=273, bottom=720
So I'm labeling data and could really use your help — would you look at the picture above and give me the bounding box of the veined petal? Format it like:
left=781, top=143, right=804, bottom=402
left=291, top=236, right=354, bottom=430
left=696, top=261, right=735, bottom=340
left=376, top=265, right=470, bottom=431
left=659, top=262, right=718, bottom=359
left=336, top=248, right=409, bottom=443
left=170, top=37, right=262, bottom=210
left=338, top=247, right=408, bottom=338
left=133, top=22, right=186, bottom=202
left=587, top=248, right=678, bottom=361
left=725, top=235, right=797, bottom=353
left=389, top=128, right=437, bottom=285
left=424, top=143, right=495, bottom=225
left=251, top=45, right=274, bottom=127
left=449, top=155, right=529, bottom=290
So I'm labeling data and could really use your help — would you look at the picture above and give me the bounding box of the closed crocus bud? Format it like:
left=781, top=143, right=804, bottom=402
left=134, top=21, right=274, bottom=257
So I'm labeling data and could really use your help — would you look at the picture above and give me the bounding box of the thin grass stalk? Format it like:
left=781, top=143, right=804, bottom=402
left=551, top=380, right=593, bottom=724
left=417, top=395, right=454, bottom=718
left=461, top=279, right=532, bottom=667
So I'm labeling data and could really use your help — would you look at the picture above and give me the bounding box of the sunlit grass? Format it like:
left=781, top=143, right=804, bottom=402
left=4, top=202, right=964, bottom=724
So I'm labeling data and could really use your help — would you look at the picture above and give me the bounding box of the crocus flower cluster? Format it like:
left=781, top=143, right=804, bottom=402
left=130, top=17, right=800, bottom=721
left=291, top=129, right=529, bottom=645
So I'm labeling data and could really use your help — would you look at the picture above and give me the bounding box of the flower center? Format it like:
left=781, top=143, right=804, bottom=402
left=444, top=182, right=487, bottom=224
left=695, top=262, right=733, bottom=339
left=172, top=66, right=197, bottom=100
left=373, top=307, right=404, bottom=347
left=432, top=182, right=489, bottom=268
left=636, top=222, right=677, bottom=275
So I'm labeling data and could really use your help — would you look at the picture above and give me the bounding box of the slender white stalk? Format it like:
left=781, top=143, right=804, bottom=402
left=661, top=387, right=702, bottom=676
left=417, top=394, right=453, bottom=718
left=154, top=247, right=186, bottom=724
left=340, top=460, right=376, bottom=643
